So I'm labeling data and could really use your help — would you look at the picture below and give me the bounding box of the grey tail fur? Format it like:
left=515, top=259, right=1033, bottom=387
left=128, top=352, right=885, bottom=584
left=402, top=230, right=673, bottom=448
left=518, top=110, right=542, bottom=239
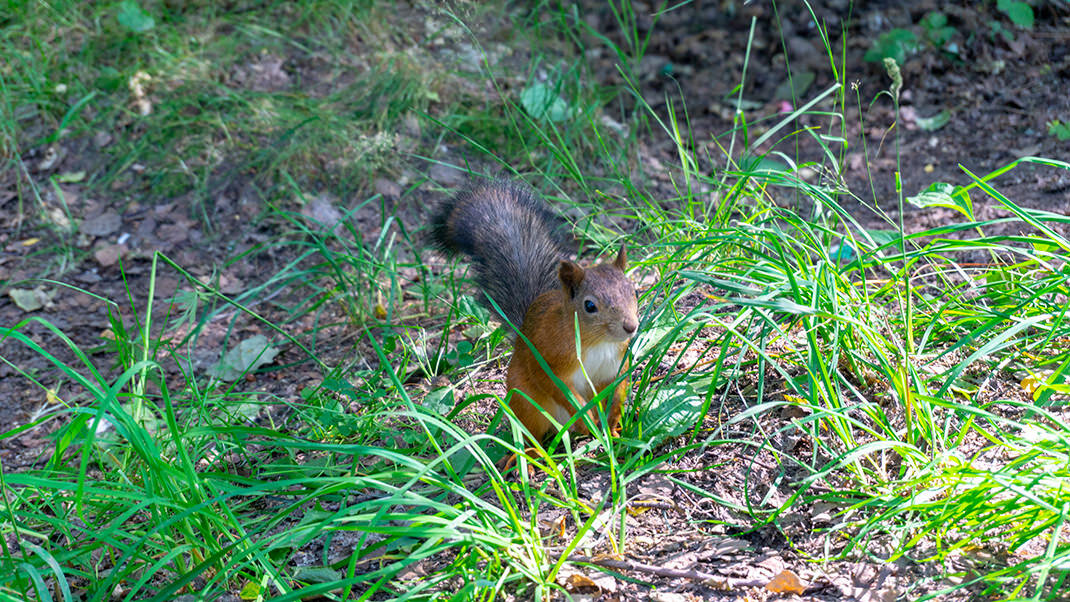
left=430, top=179, right=573, bottom=329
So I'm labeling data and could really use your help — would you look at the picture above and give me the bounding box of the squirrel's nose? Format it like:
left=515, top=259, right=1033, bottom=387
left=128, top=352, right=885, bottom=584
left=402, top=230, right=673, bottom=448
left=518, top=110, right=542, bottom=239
left=622, top=318, right=638, bottom=335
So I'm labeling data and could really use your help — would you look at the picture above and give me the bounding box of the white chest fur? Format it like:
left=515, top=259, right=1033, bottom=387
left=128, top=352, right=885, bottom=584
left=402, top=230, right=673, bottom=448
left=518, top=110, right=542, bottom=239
left=569, top=342, right=624, bottom=397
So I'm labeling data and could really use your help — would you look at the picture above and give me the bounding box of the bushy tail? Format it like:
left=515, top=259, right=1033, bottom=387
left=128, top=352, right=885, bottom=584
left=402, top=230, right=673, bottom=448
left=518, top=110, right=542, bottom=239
left=431, top=179, right=573, bottom=329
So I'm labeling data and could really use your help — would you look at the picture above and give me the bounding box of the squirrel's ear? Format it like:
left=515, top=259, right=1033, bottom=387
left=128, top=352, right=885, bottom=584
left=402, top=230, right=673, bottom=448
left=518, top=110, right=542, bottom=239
left=614, top=245, right=628, bottom=271
left=558, top=260, right=585, bottom=298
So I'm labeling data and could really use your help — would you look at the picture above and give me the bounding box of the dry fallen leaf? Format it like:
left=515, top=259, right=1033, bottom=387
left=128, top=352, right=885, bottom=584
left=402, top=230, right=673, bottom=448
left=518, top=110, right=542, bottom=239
left=1021, top=375, right=1040, bottom=397
left=563, top=573, right=600, bottom=595
left=38, top=145, right=61, bottom=170
left=129, top=70, right=152, bottom=115
left=46, top=206, right=72, bottom=230
left=627, top=503, right=652, bottom=517
left=81, top=211, right=122, bottom=237
left=9, top=288, right=43, bottom=312
left=9, top=286, right=57, bottom=312
left=591, top=553, right=624, bottom=562
left=766, top=568, right=805, bottom=595
left=537, top=515, right=566, bottom=539
left=547, top=515, right=566, bottom=539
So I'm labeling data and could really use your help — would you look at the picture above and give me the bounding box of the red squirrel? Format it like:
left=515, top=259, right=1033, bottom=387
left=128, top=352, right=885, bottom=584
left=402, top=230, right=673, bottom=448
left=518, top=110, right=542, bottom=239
left=432, top=179, right=638, bottom=442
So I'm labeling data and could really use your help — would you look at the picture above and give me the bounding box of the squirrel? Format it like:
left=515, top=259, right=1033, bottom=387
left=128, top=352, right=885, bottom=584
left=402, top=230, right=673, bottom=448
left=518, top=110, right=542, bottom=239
left=431, top=179, right=639, bottom=444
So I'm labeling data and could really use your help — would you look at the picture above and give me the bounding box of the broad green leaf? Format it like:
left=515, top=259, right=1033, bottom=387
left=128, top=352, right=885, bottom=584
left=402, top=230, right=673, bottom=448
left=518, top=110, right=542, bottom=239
left=864, top=28, right=918, bottom=64
left=907, top=181, right=974, bottom=219
left=920, top=12, right=957, bottom=48
left=233, top=400, right=262, bottom=422
left=208, top=334, right=280, bottom=381
left=642, top=377, right=710, bottom=441
left=117, top=1, right=155, bottom=33
left=1048, top=120, right=1070, bottom=141
left=773, top=70, right=815, bottom=100
left=916, top=110, right=950, bottom=131
left=997, top=0, right=1034, bottom=28
left=921, top=11, right=947, bottom=29
left=739, top=155, right=792, bottom=175
left=863, top=229, right=902, bottom=247
left=446, top=340, right=475, bottom=369
left=422, top=387, right=454, bottom=415
left=293, top=566, right=343, bottom=584
left=519, top=83, right=573, bottom=123
left=239, top=581, right=260, bottom=600
left=320, top=377, right=359, bottom=397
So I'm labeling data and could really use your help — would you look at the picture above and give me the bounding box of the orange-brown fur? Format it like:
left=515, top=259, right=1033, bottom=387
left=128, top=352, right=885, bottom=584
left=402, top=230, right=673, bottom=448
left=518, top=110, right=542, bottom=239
left=431, top=180, right=639, bottom=444
left=508, top=250, right=636, bottom=441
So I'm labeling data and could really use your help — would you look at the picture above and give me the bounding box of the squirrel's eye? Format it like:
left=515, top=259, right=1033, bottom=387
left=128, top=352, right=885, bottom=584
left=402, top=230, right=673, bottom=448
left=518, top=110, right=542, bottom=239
left=584, top=299, right=598, bottom=313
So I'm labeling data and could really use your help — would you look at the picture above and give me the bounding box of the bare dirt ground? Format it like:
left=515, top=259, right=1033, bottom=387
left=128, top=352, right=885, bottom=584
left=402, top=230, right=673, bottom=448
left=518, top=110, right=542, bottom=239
left=2, top=1, right=1068, bottom=599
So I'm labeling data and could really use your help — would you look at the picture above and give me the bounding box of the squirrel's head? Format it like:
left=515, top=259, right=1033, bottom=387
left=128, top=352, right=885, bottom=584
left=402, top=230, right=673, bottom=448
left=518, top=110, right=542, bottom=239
left=558, top=246, right=639, bottom=343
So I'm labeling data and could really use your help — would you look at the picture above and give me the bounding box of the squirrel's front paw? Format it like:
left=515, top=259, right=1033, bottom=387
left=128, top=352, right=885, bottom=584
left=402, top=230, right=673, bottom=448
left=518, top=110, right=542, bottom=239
left=498, top=450, right=537, bottom=480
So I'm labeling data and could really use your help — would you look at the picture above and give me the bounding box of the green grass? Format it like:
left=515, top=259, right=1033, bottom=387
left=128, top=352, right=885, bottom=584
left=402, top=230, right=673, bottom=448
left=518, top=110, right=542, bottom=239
left=3, top=2, right=1070, bottom=600
left=1, top=0, right=450, bottom=234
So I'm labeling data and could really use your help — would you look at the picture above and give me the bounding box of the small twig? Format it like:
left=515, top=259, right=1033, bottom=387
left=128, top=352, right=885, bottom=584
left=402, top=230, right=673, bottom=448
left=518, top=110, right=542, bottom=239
left=565, top=554, right=766, bottom=590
